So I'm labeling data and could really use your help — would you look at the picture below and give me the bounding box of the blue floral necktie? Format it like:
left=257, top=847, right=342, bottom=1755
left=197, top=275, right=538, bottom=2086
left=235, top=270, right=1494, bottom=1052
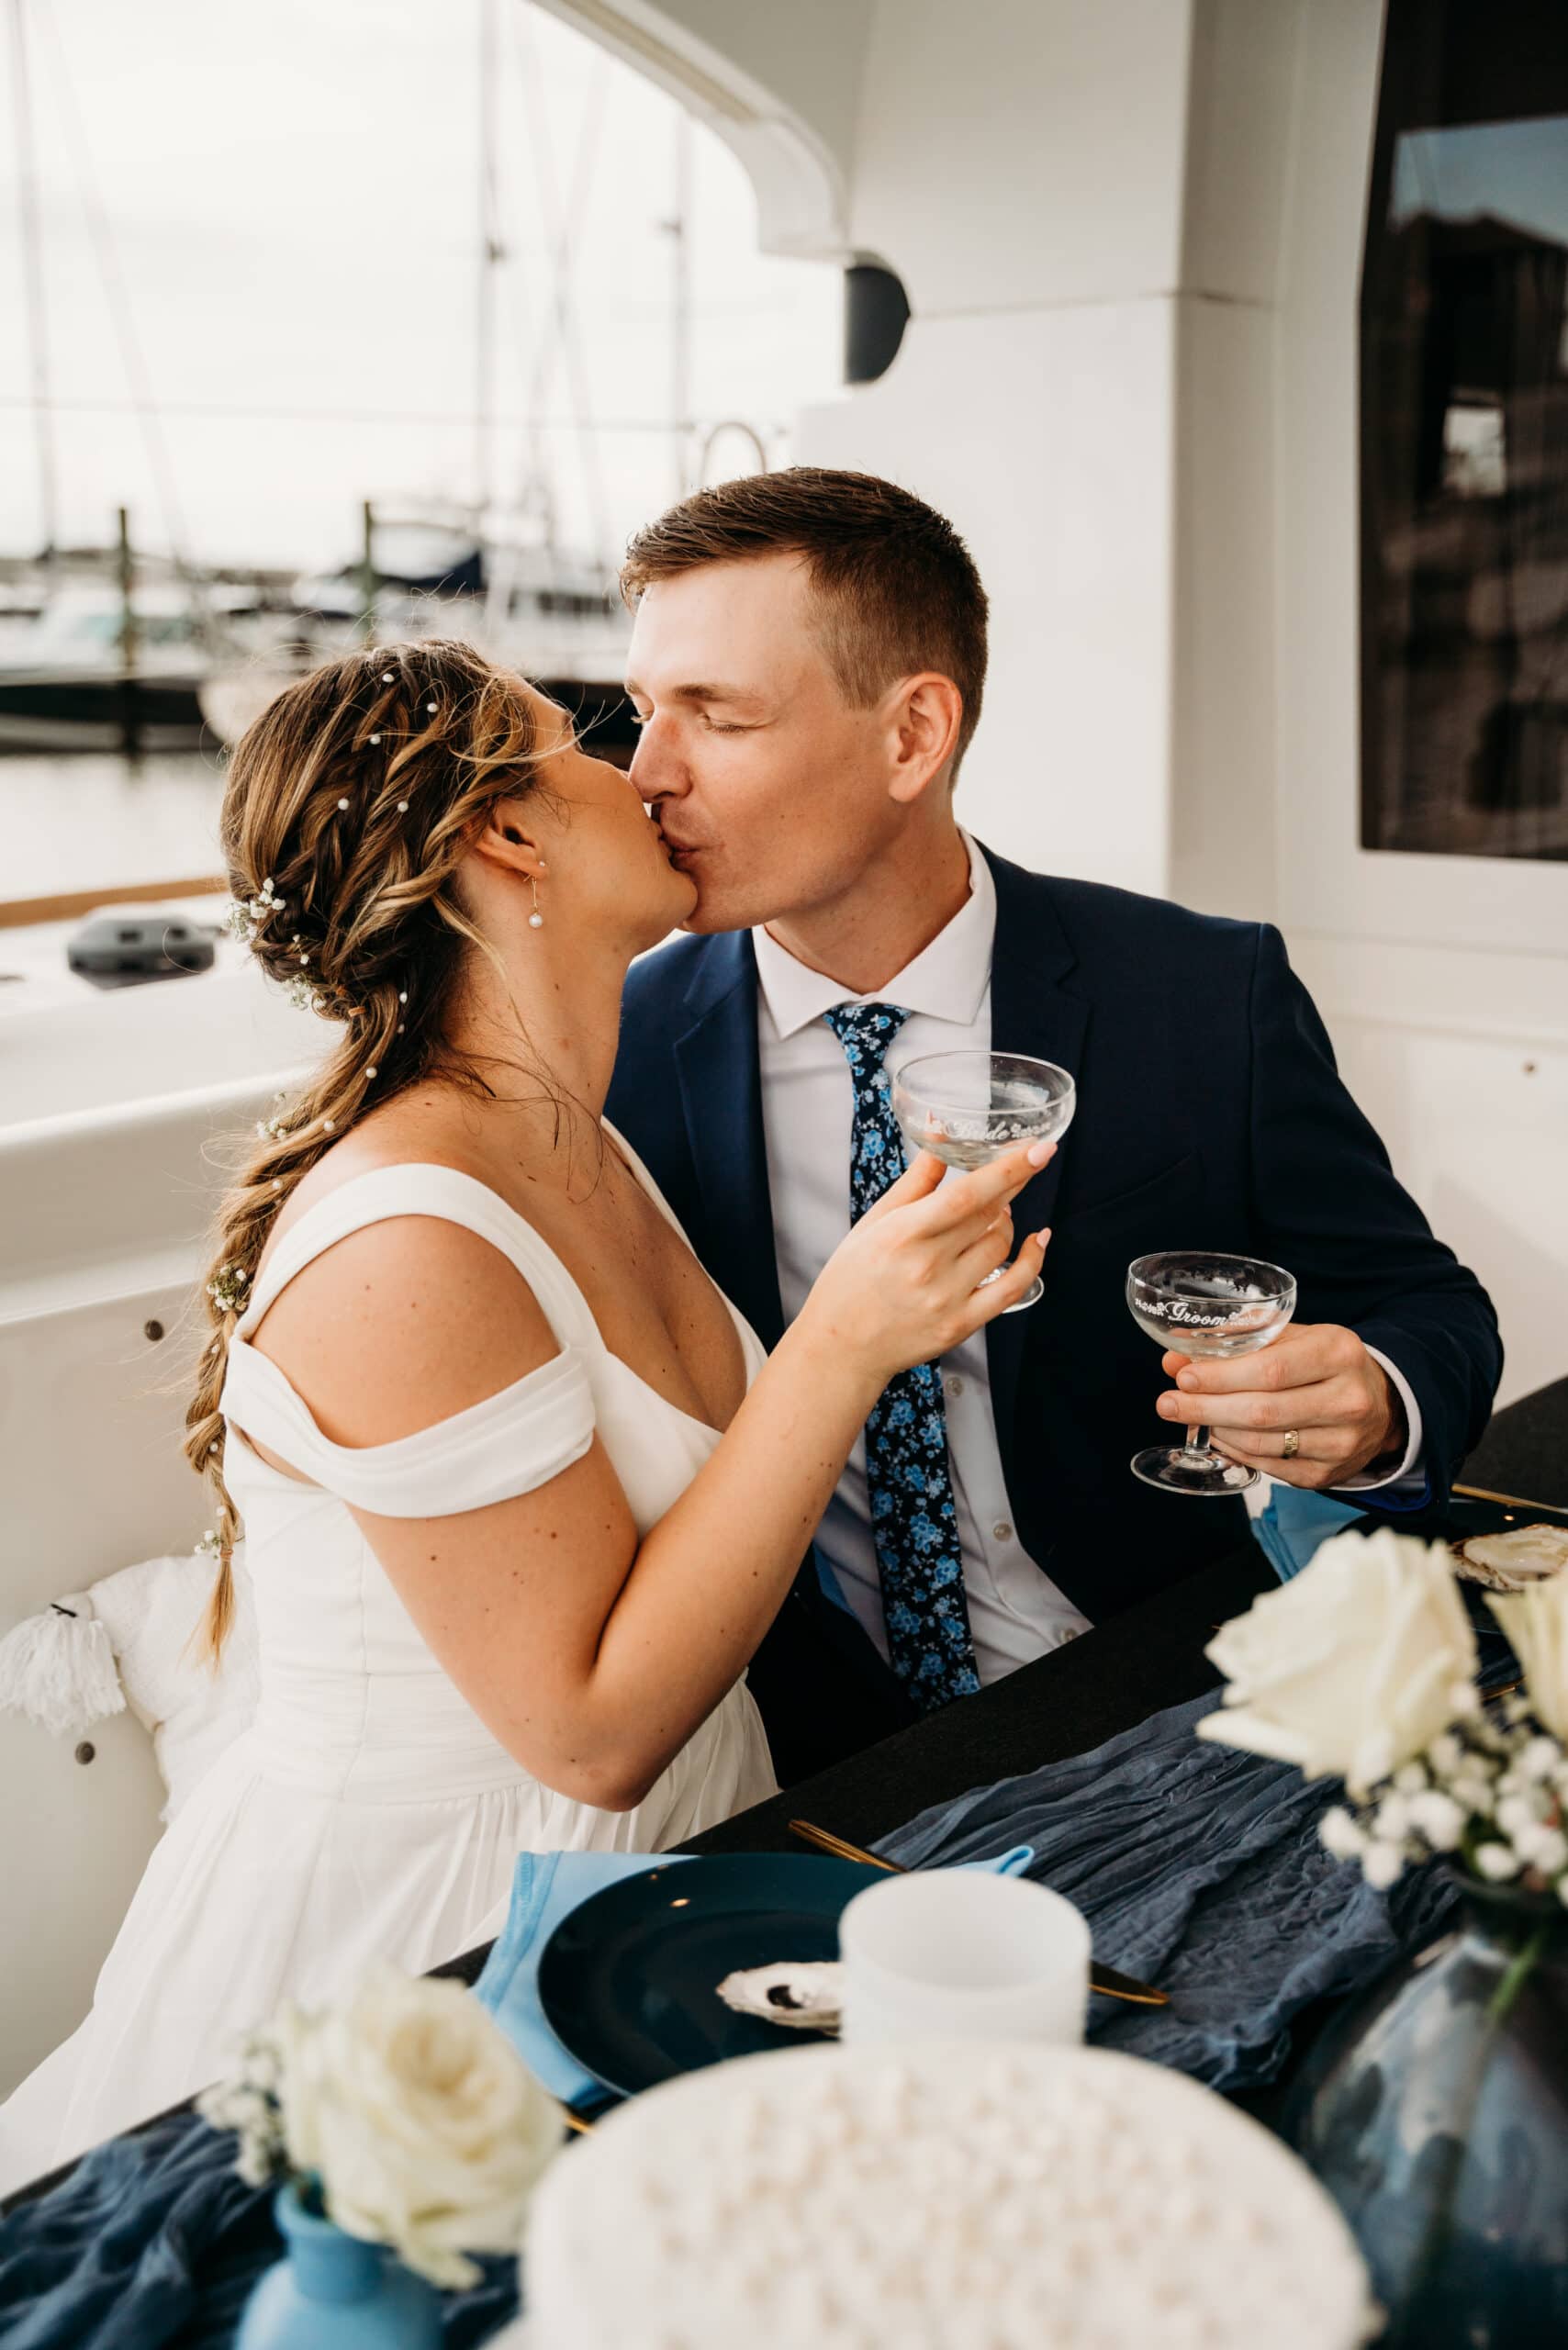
left=823, top=1002, right=980, bottom=1712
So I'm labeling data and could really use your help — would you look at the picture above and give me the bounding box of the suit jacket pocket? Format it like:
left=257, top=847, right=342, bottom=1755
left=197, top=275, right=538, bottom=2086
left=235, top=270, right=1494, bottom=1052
left=1060, top=1151, right=1202, bottom=1233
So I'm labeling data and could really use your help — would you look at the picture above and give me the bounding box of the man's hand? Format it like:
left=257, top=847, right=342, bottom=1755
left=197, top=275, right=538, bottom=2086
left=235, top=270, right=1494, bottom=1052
left=1158, top=1324, right=1406, bottom=1491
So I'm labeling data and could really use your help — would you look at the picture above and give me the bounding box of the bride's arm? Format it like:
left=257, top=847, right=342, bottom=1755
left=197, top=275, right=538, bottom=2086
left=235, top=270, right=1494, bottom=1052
left=257, top=1143, right=1048, bottom=1809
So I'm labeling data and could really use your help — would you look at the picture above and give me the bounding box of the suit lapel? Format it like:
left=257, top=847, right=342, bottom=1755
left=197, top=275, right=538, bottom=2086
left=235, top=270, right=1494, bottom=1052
left=980, top=847, right=1091, bottom=1474
left=672, top=932, right=787, bottom=1350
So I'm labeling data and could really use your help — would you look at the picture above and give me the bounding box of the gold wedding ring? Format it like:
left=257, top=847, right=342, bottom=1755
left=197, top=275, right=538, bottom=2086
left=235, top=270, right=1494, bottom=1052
left=1282, top=1428, right=1300, bottom=1460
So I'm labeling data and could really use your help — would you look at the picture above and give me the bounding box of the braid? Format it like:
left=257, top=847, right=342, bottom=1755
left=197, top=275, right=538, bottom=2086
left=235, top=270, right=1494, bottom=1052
left=187, top=642, right=543, bottom=1656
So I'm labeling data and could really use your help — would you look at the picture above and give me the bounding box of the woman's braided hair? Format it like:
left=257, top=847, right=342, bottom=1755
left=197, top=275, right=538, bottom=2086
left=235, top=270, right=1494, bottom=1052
left=186, top=638, right=548, bottom=1656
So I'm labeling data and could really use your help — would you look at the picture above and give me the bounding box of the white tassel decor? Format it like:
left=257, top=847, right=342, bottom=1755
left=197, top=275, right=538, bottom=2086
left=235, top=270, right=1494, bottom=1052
left=0, top=1594, right=127, bottom=1739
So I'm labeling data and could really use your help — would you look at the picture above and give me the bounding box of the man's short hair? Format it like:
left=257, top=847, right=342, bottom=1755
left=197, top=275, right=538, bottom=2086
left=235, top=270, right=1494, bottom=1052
left=621, top=467, right=989, bottom=771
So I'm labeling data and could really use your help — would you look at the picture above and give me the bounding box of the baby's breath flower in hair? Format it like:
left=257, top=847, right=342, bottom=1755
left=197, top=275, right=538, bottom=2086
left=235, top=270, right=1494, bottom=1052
left=223, top=876, right=285, bottom=948
left=207, top=1263, right=252, bottom=1315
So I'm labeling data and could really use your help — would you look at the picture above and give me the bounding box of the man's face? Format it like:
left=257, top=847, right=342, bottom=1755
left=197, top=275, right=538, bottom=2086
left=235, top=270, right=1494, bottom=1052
left=624, top=553, right=897, bottom=934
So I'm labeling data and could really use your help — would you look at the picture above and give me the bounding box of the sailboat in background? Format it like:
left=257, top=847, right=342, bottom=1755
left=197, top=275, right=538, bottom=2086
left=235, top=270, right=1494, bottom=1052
left=5, top=0, right=739, bottom=766
left=198, top=0, right=705, bottom=764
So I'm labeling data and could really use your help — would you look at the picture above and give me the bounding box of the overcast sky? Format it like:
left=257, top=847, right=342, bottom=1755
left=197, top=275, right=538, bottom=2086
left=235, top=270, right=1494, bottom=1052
left=0, top=0, right=843, bottom=571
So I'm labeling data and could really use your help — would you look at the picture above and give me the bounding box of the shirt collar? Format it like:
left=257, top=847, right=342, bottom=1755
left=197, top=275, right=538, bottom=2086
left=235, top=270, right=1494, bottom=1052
left=753, top=831, right=995, bottom=1042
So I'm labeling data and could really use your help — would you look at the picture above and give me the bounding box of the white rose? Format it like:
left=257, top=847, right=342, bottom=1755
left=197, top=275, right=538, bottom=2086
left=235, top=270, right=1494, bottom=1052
left=1197, top=1527, right=1478, bottom=1797
left=281, top=1964, right=564, bottom=2288
left=1488, top=1577, right=1568, bottom=1743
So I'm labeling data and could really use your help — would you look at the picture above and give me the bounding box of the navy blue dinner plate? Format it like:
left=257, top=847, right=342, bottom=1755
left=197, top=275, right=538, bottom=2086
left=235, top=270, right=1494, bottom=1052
left=536, top=1853, right=881, bottom=2098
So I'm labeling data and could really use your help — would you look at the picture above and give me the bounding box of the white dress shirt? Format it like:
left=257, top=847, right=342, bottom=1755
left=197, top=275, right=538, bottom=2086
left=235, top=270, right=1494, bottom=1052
left=752, top=833, right=1426, bottom=1688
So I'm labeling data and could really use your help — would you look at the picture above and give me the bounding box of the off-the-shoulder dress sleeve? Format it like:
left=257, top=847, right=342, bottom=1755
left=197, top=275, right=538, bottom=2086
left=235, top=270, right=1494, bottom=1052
left=220, top=1164, right=599, bottom=1516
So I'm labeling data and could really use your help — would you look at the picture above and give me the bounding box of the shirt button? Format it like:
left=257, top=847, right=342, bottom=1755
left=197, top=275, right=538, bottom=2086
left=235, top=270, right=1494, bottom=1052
left=992, top=1521, right=1013, bottom=1543
left=946, top=1374, right=965, bottom=1398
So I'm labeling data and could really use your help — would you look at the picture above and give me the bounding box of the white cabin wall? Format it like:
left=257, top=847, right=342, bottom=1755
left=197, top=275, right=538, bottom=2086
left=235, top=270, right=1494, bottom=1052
left=1167, top=0, right=1307, bottom=919
left=800, top=301, right=1177, bottom=897
left=800, top=0, right=1195, bottom=890
left=0, top=960, right=320, bottom=2092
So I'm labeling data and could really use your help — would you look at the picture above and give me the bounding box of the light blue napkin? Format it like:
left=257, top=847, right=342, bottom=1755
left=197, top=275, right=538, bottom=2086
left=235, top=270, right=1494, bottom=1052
left=475, top=1844, right=1034, bottom=2109
left=1248, top=1483, right=1361, bottom=1582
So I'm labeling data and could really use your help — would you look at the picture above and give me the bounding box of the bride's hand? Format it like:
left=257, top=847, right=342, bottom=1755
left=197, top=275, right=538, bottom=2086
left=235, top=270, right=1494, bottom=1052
left=801, top=1141, right=1054, bottom=1388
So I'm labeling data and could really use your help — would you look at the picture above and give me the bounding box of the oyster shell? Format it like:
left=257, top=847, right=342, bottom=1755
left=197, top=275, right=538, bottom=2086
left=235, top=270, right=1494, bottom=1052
left=716, top=1961, right=844, bottom=2031
left=1452, top=1522, right=1568, bottom=1592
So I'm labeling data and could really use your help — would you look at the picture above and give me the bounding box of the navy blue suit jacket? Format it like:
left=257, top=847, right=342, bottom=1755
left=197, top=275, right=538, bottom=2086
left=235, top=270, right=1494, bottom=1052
left=606, top=845, right=1502, bottom=1759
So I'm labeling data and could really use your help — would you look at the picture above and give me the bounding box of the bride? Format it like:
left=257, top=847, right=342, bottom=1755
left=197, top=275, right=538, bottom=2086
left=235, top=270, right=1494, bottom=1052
left=0, top=640, right=1048, bottom=2190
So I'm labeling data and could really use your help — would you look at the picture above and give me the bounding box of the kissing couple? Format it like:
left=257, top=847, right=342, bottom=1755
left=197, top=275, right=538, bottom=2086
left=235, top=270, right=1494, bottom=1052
left=0, top=467, right=1499, bottom=2189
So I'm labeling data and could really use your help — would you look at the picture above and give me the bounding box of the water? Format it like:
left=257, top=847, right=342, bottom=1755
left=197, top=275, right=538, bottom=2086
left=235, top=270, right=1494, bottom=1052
left=1, top=750, right=227, bottom=903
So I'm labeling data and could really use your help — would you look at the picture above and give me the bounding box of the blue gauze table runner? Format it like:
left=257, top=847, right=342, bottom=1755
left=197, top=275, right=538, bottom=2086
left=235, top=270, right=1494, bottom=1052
left=877, top=1687, right=1460, bottom=2091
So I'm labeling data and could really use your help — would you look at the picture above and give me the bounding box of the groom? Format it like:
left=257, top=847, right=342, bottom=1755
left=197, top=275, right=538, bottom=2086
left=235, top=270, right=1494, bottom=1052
left=604, top=468, right=1502, bottom=1780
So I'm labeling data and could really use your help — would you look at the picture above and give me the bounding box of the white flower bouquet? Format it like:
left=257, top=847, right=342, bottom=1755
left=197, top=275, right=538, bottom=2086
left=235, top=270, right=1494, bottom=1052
left=1198, top=1527, right=1568, bottom=1903
left=198, top=1963, right=565, bottom=2288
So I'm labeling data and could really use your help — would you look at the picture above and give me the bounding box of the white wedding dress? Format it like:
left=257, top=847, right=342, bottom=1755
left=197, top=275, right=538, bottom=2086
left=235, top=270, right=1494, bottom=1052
left=0, top=1135, right=777, bottom=2194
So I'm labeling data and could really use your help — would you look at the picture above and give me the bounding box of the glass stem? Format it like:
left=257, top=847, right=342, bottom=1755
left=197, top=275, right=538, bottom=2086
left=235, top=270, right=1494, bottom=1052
left=1187, top=1423, right=1210, bottom=1455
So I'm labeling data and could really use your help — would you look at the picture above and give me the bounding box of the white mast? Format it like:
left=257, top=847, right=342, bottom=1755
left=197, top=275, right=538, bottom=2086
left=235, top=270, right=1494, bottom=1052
left=475, top=0, right=501, bottom=527
left=668, top=110, right=694, bottom=501
left=8, top=0, right=60, bottom=562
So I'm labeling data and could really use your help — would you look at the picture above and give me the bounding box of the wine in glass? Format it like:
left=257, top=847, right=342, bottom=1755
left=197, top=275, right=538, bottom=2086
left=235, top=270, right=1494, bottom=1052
left=1126, top=1250, right=1297, bottom=1495
left=890, top=1050, right=1075, bottom=1313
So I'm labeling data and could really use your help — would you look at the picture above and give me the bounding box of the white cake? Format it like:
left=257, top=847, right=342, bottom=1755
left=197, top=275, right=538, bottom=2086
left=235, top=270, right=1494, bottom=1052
left=525, top=2042, right=1378, bottom=2350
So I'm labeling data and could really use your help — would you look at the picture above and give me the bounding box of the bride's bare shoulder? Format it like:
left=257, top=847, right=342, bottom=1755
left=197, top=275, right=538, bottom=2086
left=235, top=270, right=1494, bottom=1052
left=262, top=1085, right=501, bottom=1256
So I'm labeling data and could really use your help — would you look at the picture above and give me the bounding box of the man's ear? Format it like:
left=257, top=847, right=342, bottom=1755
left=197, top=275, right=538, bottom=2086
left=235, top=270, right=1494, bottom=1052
left=885, top=673, right=964, bottom=805
left=471, top=798, right=550, bottom=879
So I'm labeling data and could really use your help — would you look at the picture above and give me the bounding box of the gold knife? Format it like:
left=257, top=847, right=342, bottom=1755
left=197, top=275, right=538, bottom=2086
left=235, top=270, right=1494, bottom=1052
left=1452, top=1483, right=1568, bottom=1516
left=788, top=1818, right=1169, bottom=2007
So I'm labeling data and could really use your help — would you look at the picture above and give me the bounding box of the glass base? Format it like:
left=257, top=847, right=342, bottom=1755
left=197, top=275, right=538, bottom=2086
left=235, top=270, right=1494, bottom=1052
left=975, top=1267, right=1044, bottom=1314
left=1129, top=1444, right=1257, bottom=1496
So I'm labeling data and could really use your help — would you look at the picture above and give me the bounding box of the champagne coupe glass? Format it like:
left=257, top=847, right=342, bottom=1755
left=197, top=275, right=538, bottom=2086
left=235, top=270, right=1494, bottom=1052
left=1126, top=1251, right=1297, bottom=1495
left=890, top=1051, right=1075, bottom=1314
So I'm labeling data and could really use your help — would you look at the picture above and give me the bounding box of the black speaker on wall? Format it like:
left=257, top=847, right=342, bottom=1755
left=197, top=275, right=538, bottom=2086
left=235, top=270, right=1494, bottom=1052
left=845, top=260, right=910, bottom=386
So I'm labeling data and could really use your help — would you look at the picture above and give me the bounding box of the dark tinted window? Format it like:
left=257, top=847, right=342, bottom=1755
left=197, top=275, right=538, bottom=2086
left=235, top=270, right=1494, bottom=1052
left=1361, top=0, right=1568, bottom=859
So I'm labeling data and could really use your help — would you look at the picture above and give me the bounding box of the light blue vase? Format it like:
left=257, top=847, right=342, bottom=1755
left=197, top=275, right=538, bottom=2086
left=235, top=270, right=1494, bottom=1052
left=237, top=2181, right=442, bottom=2350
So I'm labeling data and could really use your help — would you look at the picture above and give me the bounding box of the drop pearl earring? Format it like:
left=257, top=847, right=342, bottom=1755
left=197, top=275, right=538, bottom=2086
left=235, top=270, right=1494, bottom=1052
left=528, top=876, right=544, bottom=930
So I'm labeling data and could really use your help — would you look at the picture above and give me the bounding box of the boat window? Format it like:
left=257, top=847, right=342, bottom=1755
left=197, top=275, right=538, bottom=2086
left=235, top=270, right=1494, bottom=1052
left=1361, top=0, right=1568, bottom=860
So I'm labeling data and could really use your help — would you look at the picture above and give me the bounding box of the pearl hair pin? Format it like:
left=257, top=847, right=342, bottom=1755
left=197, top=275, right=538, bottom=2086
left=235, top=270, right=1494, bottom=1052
left=381, top=672, right=394, bottom=684
left=337, top=797, right=350, bottom=811
left=425, top=700, right=437, bottom=713
left=369, top=733, right=382, bottom=746
left=397, top=800, right=408, bottom=812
